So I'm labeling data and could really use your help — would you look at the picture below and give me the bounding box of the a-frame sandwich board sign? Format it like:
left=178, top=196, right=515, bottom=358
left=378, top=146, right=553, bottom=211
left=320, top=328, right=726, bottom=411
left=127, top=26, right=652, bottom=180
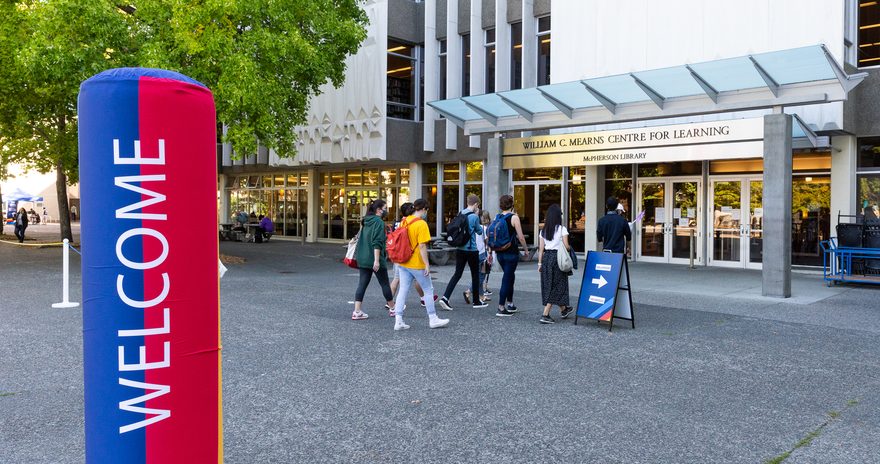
left=574, top=251, right=635, bottom=331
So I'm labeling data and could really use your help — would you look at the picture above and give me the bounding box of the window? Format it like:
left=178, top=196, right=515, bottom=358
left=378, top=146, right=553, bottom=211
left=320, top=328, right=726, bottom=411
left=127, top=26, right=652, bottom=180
left=462, top=34, right=471, bottom=97
left=568, top=167, right=588, bottom=253
left=858, top=137, right=880, bottom=219
left=464, top=161, right=483, bottom=214
left=422, top=163, right=438, bottom=236
left=513, top=167, right=562, bottom=181
left=442, top=163, right=460, bottom=226
left=791, top=175, right=831, bottom=266
left=387, top=39, right=419, bottom=120
left=439, top=39, right=447, bottom=100
left=604, top=164, right=633, bottom=222
left=510, top=22, right=523, bottom=90
left=227, top=171, right=309, bottom=238
left=858, top=1, right=880, bottom=67
left=485, top=29, right=496, bottom=93
left=537, top=16, right=551, bottom=86
left=638, top=162, right=702, bottom=177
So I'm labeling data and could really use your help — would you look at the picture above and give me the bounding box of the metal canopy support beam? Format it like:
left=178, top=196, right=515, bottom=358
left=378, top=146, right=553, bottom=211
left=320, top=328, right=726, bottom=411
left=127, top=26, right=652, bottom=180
left=460, top=98, right=500, bottom=126
left=630, top=73, right=665, bottom=109
left=498, top=95, right=535, bottom=122
left=536, top=88, right=575, bottom=118
left=425, top=103, right=467, bottom=128
left=792, top=113, right=819, bottom=148
left=685, top=64, right=719, bottom=103
left=749, top=56, right=780, bottom=97
left=820, top=44, right=868, bottom=92
left=581, top=82, right=617, bottom=114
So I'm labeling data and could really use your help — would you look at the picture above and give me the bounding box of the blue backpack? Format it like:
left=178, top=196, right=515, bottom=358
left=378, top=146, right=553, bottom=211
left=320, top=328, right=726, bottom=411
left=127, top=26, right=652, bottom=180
left=487, top=213, right=514, bottom=251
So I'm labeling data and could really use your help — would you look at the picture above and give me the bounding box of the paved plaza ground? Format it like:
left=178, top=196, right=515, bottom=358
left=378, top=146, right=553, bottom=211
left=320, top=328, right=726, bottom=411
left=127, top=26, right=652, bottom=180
left=1, top=235, right=879, bottom=463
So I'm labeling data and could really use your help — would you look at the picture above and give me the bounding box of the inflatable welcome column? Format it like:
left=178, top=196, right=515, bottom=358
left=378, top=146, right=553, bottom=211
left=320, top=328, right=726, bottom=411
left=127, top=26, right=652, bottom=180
left=78, top=68, right=222, bottom=463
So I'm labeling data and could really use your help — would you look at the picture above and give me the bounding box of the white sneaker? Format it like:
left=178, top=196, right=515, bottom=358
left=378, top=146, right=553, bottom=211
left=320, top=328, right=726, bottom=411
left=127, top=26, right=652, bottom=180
left=428, top=315, right=449, bottom=329
left=394, top=316, right=410, bottom=331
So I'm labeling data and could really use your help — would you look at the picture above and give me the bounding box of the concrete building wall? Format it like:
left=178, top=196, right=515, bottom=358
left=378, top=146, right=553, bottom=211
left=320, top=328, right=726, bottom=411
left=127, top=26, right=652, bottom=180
left=387, top=120, right=424, bottom=162
left=551, top=0, right=846, bottom=131
left=845, top=67, right=880, bottom=136
left=436, top=0, right=447, bottom=39
left=388, top=0, right=425, bottom=43
left=270, top=0, right=388, bottom=167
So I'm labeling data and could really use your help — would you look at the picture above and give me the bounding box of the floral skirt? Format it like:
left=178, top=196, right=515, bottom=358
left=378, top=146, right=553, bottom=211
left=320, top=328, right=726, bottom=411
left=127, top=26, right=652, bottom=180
left=540, top=250, right=570, bottom=306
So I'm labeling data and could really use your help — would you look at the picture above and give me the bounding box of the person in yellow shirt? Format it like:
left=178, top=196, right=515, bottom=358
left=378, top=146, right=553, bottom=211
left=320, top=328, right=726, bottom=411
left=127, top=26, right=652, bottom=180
left=392, top=198, right=449, bottom=330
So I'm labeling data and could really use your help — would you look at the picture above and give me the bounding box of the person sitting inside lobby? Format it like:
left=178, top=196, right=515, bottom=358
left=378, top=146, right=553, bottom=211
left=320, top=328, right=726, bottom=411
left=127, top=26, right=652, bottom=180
left=597, top=196, right=631, bottom=254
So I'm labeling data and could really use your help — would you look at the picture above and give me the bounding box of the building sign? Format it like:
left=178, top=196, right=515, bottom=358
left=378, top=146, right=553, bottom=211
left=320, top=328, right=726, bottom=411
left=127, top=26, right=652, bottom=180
left=503, top=118, right=764, bottom=169
left=78, top=68, right=222, bottom=463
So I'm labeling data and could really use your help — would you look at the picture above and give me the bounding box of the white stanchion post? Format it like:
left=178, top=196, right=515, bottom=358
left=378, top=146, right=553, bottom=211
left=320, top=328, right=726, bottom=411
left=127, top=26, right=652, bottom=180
left=52, top=238, right=80, bottom=309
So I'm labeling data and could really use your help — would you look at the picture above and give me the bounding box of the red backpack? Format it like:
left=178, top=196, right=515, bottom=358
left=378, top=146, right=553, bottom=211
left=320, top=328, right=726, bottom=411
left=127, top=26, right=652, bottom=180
left=387, top=217, right=423, bottom=263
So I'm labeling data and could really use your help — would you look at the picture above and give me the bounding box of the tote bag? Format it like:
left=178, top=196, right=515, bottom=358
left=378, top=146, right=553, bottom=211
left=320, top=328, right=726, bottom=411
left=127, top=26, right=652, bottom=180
left=343, top=231, right=360, bottom=269
left=557, top=245, right=573, bottom=273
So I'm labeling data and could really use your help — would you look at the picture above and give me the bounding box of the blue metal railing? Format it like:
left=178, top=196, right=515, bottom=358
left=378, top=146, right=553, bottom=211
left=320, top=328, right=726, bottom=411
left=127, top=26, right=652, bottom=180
left=821, top=238, right=880, bottom=286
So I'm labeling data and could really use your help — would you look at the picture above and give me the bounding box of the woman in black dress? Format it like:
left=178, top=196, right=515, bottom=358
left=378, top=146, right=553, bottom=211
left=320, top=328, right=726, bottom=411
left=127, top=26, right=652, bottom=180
left=536, top=204, right=573, bottom=324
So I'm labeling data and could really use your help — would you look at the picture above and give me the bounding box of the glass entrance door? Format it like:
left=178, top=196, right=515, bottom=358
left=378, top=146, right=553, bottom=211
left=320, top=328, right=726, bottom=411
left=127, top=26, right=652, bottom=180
left=513, top=182, right=564, bottom=249
left=638, top=182, right=665, bottom=259
left=709, top=178, right=763, bottom=268
left=636, top=179, right=702, bottom=264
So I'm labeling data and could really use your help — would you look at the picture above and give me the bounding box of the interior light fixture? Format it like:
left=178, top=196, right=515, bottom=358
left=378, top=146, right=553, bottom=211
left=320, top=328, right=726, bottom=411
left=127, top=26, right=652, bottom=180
left=859, top=23, right=880, bottom=30
left=387, top=66, right=413, bottom=74
left=387, top=45, right=407, bottom=53
left=860, top=1, right=877, bottom=7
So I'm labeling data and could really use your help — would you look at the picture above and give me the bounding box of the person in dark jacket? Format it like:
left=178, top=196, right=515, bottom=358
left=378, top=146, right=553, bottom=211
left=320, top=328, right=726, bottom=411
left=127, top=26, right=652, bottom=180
left=352, top=200, right=395, bottom=320
left=597, top=197, right=631, bottom=253
left=14, top=208, right=29, bottom=243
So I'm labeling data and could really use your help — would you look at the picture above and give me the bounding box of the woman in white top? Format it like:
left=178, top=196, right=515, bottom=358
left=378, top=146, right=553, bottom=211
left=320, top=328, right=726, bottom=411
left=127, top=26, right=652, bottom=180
left=536, top=204, right=573, bottom=324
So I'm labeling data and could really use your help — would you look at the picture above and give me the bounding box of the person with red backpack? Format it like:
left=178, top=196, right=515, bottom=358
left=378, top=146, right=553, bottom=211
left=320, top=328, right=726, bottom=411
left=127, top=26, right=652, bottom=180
left=486, top=194, right=531, bottom=317
left=389, top=203, right=437, bottom=311
left=437, top=194, right=488, bottom=310
left=388, top=198, right=449, bottom=331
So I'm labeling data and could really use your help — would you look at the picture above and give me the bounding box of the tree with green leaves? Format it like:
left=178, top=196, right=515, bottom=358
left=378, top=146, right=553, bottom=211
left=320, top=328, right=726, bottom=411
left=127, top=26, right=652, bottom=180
left=0, top=0, right=368, bottom=240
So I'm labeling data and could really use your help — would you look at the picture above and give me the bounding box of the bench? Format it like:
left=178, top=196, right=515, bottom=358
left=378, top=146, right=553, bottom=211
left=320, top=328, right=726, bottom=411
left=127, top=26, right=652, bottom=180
left=427, top=238, right=456, bottom=266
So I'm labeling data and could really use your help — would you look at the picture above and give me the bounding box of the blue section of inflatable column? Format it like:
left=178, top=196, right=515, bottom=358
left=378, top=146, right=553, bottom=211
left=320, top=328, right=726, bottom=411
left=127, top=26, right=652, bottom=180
left=78, top=73, right=146, bottom=464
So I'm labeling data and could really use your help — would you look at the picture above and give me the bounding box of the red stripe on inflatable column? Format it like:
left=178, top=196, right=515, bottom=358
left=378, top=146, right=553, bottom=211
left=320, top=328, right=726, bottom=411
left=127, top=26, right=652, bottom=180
left=138, top=76, right=221, bottom=463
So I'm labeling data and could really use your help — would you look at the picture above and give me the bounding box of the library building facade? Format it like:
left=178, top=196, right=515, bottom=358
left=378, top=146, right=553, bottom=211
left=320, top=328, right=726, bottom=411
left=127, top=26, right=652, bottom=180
left=218, top=0, right=880, bottom=278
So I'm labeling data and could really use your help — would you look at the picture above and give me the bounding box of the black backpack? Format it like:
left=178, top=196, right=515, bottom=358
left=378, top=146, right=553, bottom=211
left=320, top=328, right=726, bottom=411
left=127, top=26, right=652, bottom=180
left=446, top=211, right=474, bottom=247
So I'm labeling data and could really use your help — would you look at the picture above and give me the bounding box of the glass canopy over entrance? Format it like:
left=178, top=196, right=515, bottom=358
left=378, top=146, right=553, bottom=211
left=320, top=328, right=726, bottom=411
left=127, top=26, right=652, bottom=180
left=428, top=45, right=866, bottom=135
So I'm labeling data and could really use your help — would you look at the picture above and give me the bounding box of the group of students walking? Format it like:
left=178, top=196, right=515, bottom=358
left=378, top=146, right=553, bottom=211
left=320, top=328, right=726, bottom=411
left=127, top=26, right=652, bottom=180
left=349, top=193, right=633, bottom=329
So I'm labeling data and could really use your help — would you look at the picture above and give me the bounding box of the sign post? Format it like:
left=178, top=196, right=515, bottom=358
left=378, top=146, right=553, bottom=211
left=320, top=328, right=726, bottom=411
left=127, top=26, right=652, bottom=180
left=78, top=68, right=222, bottom=463
left=575, top=251, right=635, bottom=331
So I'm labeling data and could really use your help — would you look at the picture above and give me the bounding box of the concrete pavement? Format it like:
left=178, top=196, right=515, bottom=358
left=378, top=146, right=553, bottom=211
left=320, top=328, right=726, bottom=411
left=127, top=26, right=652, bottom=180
left=1, top=239, right=878, bottom=463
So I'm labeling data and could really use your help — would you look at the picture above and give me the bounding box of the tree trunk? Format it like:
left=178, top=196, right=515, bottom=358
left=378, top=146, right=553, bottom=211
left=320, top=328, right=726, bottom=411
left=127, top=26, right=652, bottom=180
left=56, top=162, right=72, bottom=241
